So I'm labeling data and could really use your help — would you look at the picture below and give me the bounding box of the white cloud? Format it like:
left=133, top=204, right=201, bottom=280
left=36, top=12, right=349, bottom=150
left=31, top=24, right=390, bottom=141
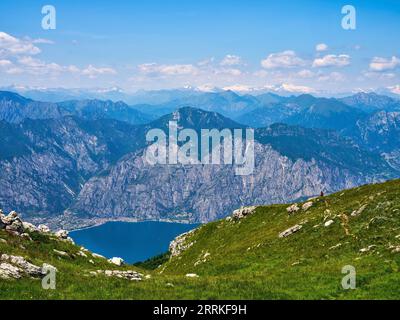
left=280, top=83, right=316, bottom=94
left=261, top=50, right=306, bottom=69
left=222, top=84, right=254, bottom=92
left=369, top=56, right=400, bottom=72
left=215, top=68, right=242, bottom=76
left=0, top=59, right=12, bottom=67
left=312, top=54, right=350, bottom=68
left=0, top=32, right=41, bottom=57
left=388, top=85, right=400, bottom=95
left=316, top=43, right=328, bottom=52
left=318, top=72, right=345, bottom=82
left=31, top=38, right=55, bottom=45
left=297, top=69, right=315, bottom=78
left=220, top=55, right=243, bottom=66
left=82, top=65, right=117, bottom=78
left=138, top=63, right=198, bottom=76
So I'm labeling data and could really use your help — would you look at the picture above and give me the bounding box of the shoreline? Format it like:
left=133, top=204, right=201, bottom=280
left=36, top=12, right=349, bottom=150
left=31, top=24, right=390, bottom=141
left=68, top=218, right=200, bottom=233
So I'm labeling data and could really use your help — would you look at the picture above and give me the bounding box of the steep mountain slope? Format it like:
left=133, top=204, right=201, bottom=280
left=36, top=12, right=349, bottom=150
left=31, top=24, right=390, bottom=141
left=0, top=91, right=153, bottom=125
left=0, top=117, right=144, bottom=218
left=58, top=99, right=154, bottom=125
left=0, top=91, right=67, bottom=123
left=283, top=98, right=367, bottom=131
left=340, top=92, right=400, bottom=113
left=133, top=90, right=264, bottom=119
left=161, top=179, right=400, bottom=299
left=1, top=179, right=400, bottom=299
left=67, top=109, right=395, bottom=228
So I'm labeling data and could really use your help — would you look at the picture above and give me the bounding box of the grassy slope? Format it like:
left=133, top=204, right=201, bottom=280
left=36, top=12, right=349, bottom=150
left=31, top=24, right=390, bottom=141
left=1, top=179, right=400, bottom=299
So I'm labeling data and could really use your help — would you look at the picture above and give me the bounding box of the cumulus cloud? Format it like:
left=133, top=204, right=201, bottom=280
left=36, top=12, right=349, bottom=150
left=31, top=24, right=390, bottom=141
left=316, top=43, right=328, bottom=52
left=261, top=50, right=306, bottom=69
left=312, top=54, right=350, bottom=68
left=220, top=55, right=243, bottom=66
left=82, top=65, right=117, bottom=78
left=0, top=32, right=41, bottom=57
left=138, top=63, right=198, bottom=76
left=369, top=56, right=400, bottom=72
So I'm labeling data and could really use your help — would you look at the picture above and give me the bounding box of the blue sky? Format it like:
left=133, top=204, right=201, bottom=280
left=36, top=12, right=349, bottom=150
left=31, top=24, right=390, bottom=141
left=0, top=0, right=399, bottom=94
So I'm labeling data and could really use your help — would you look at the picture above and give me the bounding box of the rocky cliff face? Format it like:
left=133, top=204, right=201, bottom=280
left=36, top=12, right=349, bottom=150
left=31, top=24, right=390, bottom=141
left=68, top=141, right=382, bottom=223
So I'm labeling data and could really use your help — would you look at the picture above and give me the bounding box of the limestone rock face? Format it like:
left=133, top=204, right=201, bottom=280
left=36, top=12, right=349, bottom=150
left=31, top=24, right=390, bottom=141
left=169, top=230, right=197, bottom=257
left=0, top=254, right=44, bottom=278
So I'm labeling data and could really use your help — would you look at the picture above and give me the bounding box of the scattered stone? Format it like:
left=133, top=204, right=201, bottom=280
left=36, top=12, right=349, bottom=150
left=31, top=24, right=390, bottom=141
left=77, top=250, right=88, bottom=258
left=302, top=202, right=313, bottom=211
left=53, top=249, right=69, bottom=257
left=55, top=230, right=69, bottom=239
left=286, top=204, right=300, bottom=214
left=166, top=283, right=174, bottom=287
left=351, top=204, right=368, bottom=217
left=0, top=238, right=7, bottom=244
left=92, top=253, right=106, bottom=259
left=329, top=243, right=342, bottom=250
left=360, top=245, right=377, bottom=253
left=324, top=220, right=334, bottom=227
left=232, top=206, right=257, bottom=220
left=22, top=222, right=38, bottom=233
left=108, top=257, right=124, bottom=266
left=225, top=216, right=233, bottom=222
left=89, top=259, right=95, bottom=264
left=391, top=246, right=400, bottom=253
left=279, top=225, right=302, bottom=238
left=186, top=273, right=199, bottom=278
left=38, top=224, right=50, bottom=233
left=101, top=270, right=142, bottom=281
left=20, top=233, right=32, bottom=241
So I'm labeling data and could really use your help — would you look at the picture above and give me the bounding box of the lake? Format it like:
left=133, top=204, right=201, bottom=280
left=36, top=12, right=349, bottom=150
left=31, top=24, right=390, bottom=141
left=70, top=221, right=199, bottom=264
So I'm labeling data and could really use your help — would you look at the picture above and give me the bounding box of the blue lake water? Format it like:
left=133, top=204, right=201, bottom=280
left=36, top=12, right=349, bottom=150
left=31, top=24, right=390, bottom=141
left=70, top=221, right=199, bottom=264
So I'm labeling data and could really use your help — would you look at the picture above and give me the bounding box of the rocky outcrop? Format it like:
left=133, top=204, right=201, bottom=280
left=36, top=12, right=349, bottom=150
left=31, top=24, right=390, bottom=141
left=279, top=225, right=303, bottom=238
left=232, top=206, right=258, bottom=220
left=0, top=210, right=74, bottom=243
left=90, top=269, right=142, bottom=281
left=169, top=230, right=197, bottom=257
left=0, top=254, right=56, bottom=280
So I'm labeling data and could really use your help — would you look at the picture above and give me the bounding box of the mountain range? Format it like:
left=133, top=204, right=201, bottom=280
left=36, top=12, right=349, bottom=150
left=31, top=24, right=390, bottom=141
left=0, top=90, right=400, bottom=229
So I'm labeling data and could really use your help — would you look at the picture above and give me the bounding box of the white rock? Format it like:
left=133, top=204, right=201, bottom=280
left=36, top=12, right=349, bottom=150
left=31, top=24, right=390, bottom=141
left=186, top=273, right=199, bottom=278
left=22, top=222, right=38, bottom=233
left=286, top=204, right=300, bottom=214
left=279, top=225, right=302, bottom=238
left=53, top=249, right=69, bottom=257
left=55, top=230, right=69, bottom=239
left=302, top=202, right=313, bottom=211
left=1, top=254, right=43, bottom=277
left=108, top=257, right=124, bottom=266
left=92, top=253, right=106, bottom=259
left=232, top=206, right=257, bottom=220
left=324, top=220, right=334, bottom=227
left=38, top=224, right=50, bottom=233
left=0, top=262, right=22, bottom=279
